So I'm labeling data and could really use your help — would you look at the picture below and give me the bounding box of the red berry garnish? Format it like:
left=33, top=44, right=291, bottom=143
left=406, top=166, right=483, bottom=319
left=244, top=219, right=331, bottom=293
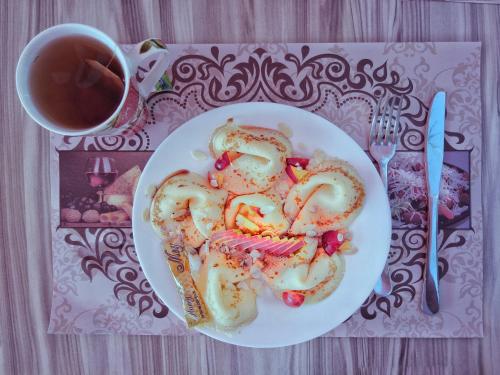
left=286, top=157, right=309, bottom=168
left=321, top=230, right=345, bottom=256
left=214, top=152, right=231, bottom=170
left=282, top=291, right=305, bottom=307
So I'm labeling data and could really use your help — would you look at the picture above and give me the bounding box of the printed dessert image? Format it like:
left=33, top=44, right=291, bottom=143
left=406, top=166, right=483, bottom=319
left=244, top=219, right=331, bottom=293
left=60, top=152, right=150, bottom=228
left=149, top=119, right=366, bottom=331
left=388, top=152, right=470, bottom=229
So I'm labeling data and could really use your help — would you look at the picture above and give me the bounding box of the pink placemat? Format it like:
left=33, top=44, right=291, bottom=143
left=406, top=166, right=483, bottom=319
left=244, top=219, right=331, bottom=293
left=48, top=42, right=482, bottom=337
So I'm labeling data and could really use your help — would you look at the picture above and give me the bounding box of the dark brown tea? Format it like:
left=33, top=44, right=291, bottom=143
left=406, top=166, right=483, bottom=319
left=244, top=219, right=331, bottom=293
left=29, top=35, right=125, bottom=129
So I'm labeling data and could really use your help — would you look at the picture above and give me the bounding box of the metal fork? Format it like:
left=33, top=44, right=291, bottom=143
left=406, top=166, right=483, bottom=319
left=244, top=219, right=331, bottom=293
left=369, top=95, right=402, bottom=296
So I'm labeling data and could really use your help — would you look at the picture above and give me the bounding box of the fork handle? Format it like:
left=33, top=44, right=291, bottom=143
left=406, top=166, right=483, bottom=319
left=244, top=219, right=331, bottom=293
left=378, top=161, right=389, bottom=190
left=373, top=160, right=392, bottom=296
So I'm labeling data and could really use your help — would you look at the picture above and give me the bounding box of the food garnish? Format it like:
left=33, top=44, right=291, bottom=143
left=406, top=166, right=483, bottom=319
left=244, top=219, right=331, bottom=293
left=207, top=171, right=224, bottom=188
left=285, top=164, right=308, bottom=183
left=286, top=157, right=309, bottom=168
left=163, top=232, right=211, bottom=328
left=285, top=157, right=310, bottom=183
left=212, top=230, right=305, bottom=257
left=321, top=230, right=345, bottom=256
left=214, top=151, right=241, bottom=170
left=282, top=291, right=305, bottom=307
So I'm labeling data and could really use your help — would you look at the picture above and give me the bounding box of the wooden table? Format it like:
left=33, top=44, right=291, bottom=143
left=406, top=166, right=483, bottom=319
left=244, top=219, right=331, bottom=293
left=1, top=0, right=499, bottom=373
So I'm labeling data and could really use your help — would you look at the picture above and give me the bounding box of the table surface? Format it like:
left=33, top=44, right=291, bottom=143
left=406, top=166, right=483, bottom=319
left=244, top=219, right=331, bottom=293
left=1, top=0, right=499, bottom=374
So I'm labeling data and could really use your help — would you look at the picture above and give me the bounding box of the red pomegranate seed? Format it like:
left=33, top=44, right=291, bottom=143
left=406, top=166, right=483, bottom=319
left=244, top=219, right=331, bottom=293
left=321, top=230, right=345, bottom=256
left=282, top=291, right=305, bottom=307
left=215, top=152, right=231, bottom=170
left=286, top=157, right=309, bottom=168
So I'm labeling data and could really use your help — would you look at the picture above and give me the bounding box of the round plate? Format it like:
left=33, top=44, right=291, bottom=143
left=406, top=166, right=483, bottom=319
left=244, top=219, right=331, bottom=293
left=132, top=102, right=391, bottom=348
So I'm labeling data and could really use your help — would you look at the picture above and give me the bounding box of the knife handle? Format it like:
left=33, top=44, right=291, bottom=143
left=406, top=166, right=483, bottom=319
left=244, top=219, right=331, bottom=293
left=422, top=195, right=440, bottom=314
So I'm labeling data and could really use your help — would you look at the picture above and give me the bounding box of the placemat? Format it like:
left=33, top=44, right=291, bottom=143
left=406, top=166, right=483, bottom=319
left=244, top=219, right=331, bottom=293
left=48, top=42, right=482, bottom=337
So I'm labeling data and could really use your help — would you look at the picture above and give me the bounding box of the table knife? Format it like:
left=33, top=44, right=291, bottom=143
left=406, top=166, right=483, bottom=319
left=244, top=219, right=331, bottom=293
left=422, top=91, right=446, bottom=315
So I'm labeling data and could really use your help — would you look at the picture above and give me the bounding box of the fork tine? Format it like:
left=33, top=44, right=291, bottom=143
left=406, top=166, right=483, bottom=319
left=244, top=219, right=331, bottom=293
left=391, top=96, right=403, bottom=144
left=384, top=97, right=397, bottom=144
left=369, top=98, right=382, bottom=144
left=376, top=96, right=390, bottom=144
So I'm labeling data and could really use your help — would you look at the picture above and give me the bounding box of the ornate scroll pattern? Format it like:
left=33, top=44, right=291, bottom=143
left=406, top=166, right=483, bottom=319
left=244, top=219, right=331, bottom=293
left=383, top=43, right=438, bottom=57
left=359, top=229, right=466, bottom=319
left=56, top=128, right=152, bottom=151
left=149, top=45, right=429, bottom=150
left=64, top=228, right=168, bottom=318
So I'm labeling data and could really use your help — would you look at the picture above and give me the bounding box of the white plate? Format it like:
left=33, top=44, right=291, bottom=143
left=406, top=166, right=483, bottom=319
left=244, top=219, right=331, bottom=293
left=132, top=102, right=391, bottom=348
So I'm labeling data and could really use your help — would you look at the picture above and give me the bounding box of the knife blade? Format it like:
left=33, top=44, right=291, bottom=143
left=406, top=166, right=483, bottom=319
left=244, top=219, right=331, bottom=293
left=422, top=91, right=446, bottom=315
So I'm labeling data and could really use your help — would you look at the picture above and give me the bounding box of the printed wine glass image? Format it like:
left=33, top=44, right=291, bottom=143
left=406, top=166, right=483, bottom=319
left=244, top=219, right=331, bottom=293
left=60, top=151, right=150, bottom=228
left=85, top=156, right=118, bottom=202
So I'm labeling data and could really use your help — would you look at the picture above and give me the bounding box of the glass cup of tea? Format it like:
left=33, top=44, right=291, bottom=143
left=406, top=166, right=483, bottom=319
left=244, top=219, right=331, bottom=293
left=16, top=23, right=171, bottom=136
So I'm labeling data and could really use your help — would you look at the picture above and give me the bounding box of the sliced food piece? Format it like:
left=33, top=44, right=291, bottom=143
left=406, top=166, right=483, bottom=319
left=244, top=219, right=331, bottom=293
left=235, top=214, right=260, bottom=233
left=285, top=164, right=309, bottom=183
left=207, top=171, right=224, bottom=188
left=210, top=230, right=305, bottom=257
left=225, top=192, right=290, bottom=236
left=214, top=151, right=241, bottom=171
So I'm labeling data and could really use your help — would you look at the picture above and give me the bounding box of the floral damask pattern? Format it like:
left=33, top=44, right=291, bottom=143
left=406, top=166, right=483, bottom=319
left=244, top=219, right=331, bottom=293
left=58, top=128, right=152, bottom=151
left=383, top=43, right=438, bottom=57
left=49, top=42, right=482, bottom=337
left=74, top=228, right=168, bottom=318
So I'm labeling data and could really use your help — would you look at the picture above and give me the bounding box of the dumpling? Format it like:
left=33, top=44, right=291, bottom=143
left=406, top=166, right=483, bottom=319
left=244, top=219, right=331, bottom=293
left=224, top=191, right=290, bottom=236
left=299, top=253, right=344, bottom=304
left=257, top=238, right=345, bottom=303
left=284, top=158, right=365, bottom=235
left=150, top=170, right=227, bottom=247
left=191, top=242, right=257, bottom=331
left=209, top=119, right=292, bottom=194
